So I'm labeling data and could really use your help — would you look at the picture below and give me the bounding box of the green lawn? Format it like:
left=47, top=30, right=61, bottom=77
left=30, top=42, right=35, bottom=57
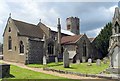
left=4, top=65, right=66, bottom=79
left=27, top=62, right=109, bottom=74
left=1, top=64, right=81, bottom=81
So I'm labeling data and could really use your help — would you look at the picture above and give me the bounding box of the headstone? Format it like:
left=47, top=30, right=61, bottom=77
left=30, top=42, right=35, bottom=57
left=96, top=59, right=101, bottom=66
left=82, top=57, right=86, bottom=63
left=87, top=58, right=92, bottom=66
left=76, top=59, right=80, bottom=64
left=0, top=64, right=10, bottom=78
left=63, top=48, right=69, bottom=68
left=43, top=55, right=47, bottom=65
left=103, top=57, right=107, bottom=64
left=55, top=57, right=58, bottom=63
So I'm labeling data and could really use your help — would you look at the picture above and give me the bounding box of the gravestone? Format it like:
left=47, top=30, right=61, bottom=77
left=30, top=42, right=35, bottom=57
left=43, top=55, right=47, bottom=65
left=55, top=57, right=58, bottom=63
left=0, top=64, right=10, bottom=78
left=96, top=59, right=101, bottom=66
left=82, top=57, right=86, bottom=63
left=63, top=48, right=69, bottom=68
left=76, top=59, right=80, bottom=64
left=87, top=58, right=92, bottom=66
left=103, top=57, right=107, bottom=64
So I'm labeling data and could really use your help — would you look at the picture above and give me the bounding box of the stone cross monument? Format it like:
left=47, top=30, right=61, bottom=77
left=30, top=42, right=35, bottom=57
left=108, top=6, right=120, bottom=68
left=63, top=48, right=69, bottom=68
left=57, top=18, right=61, bottom=57
left=43, top=34, right=47, bottom=65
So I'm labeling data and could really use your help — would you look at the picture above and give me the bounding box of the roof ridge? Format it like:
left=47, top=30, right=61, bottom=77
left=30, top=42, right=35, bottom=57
left=74, top=34, right=84, bottom=43
left=12, top=18, right=37, bottom=26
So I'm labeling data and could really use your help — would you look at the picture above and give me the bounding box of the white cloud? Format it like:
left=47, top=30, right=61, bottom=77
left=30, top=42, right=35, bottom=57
left=0, top=1, right=117, bottom=43
left=0, top=20, right=3, bottom=24
left=86, top=27, right=103, bottom=37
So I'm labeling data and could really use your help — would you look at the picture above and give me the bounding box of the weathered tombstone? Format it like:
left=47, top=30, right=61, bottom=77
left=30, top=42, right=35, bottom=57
left=63, top=48, right=69, bottom=68
left=96, top=59, right=101, bottom=66
left=103, top=57, right=107, bottom=64
left=55, top=57, right=58, bottom=63
left=76, top=59, right=80, bottom=64
left=43, top=55, right=47, bottom=65
left=0, top=64, right=10, bottom=78
left=82, top=57, right=86, bottom=63
left=87, top=58, right=92, bottom=66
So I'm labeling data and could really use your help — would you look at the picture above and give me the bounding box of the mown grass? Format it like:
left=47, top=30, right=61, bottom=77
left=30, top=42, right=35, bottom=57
left=4, top=65, right=66, bottom=79
left=27, top=62, right=109, bottom=74
left=27, top=62, right=63, bottom=68
left=1, top=64, right=81, bottom=81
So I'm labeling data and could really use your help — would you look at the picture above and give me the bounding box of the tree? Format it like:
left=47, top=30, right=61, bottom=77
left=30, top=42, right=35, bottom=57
left=0, top=42, right=2, bottom=52
left=94, top=22, right=112, bottom=58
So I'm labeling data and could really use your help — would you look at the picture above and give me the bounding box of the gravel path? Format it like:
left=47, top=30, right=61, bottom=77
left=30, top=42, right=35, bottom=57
left=2, top=61, right=115, bottom=81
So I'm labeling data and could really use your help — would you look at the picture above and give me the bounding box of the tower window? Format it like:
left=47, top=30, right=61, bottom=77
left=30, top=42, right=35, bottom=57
left=19, top=41, right=24, bottom=53
left=8, top=36, right=12, bottom=50
left=77, top=26, right=79, bottom=30
left=67, top=25, right=71, bottom=30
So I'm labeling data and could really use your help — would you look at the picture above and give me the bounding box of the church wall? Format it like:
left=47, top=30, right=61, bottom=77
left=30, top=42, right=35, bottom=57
left=63, top=44, right=76, bottom=53
left=76, top=35, right=99, bottom=62
left=27, top=38, right=43, bottom=64
left=77, top=35, right=91, bottom=61
left=17, top=36, right=28, bottom=63
left=3, top=18, right=27, bottom=64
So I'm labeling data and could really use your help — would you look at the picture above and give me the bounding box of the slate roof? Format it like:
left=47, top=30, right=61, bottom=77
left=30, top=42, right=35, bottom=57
left=12, top=19, right=43, bottom=38
left=61, top=34, right=84, bottom=44
left=46, top=25, right=75, bottom=36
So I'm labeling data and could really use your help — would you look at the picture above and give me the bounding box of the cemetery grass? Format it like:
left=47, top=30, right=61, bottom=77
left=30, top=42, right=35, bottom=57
left=27, top=62, right=109, bottom=74
left=4, top=65, right=67, bottom=79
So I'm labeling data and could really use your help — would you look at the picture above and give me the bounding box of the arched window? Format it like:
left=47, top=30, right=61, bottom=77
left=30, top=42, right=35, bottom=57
left=19, top=41, right=24, bottom=53
left=48, top=43, right=54, bottom=55
left=8, top=27, right=11, bottom=32
left=115, top=22, right=120, bottom=33
left=67, top=25, right=71, bottom=30
left=83, top=40, right=86, bottom=57
left=8, top=36, right=12, bottom=50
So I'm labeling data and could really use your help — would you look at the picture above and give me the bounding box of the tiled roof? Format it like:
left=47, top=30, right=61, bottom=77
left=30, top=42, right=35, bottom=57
left=61, top=34, right=84, bottom=44
left=12, top=19, right=43, bottom=38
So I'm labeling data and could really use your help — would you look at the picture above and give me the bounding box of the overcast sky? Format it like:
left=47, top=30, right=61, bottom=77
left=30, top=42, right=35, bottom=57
left=0, top=0, right=119, bottom=43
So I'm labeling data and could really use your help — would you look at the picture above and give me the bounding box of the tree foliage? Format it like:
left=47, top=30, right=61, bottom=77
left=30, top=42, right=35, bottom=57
left=94, top=22, right=112, bottom=58
left=0, top=43, right=2, bottom=52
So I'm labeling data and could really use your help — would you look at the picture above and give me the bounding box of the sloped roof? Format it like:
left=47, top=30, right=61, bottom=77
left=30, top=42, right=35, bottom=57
left=46, top=25, right=75, bottom=36
left=89, top=38, right=95, bottom=42
left=61, top=34, right=84, bottom=44
left=12, top=19, right=43, bottom=38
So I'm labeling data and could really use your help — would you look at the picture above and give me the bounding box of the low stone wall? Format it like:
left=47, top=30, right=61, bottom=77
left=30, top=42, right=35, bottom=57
left=43, top=68, right=119, bottom=80
left=0, top=64, right=10, bottom=78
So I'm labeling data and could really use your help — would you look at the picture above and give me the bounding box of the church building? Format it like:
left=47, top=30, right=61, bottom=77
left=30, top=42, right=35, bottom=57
left=3, top=16, right=99, bottom=64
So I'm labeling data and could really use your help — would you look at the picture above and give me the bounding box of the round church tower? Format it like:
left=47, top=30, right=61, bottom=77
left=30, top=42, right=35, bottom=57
left=66, top=17, right=80, bottom=35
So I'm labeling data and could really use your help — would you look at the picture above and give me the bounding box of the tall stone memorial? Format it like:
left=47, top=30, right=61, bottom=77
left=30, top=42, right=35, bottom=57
left=63, top=48, right=69, bottom=68
left=108, top=6, right=120, bottom=68
left=43, top=34, right=47, bottom=65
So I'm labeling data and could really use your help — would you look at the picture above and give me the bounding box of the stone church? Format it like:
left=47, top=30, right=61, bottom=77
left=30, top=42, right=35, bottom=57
left=108, top=7, right=120, bottom=68
left=3, top=16, right=99, bottom=64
